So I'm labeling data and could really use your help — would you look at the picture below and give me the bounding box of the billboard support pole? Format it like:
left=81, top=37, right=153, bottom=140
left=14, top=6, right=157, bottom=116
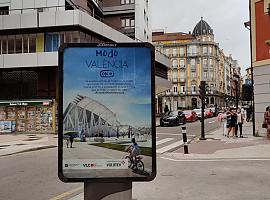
left=84, top=181, right=132, bottom=200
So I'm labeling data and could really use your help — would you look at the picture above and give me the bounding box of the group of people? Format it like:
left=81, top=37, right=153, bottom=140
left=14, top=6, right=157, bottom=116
left=218, top=107, right=245, bottom=138
left=226, top=108, right=244, bottom=138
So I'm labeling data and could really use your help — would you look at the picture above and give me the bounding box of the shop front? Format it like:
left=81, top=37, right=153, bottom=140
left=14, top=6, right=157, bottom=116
left=0, top=99, right=57, bottom=133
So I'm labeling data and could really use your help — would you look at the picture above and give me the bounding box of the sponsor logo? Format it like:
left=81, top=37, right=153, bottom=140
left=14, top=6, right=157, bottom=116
left=65, top=163, right=80, bottom=168
left=100, top=70, right=114, bottom=78
left=107, top=162, right=123, bottom=168
left=83, top=163, right=97, bottom=168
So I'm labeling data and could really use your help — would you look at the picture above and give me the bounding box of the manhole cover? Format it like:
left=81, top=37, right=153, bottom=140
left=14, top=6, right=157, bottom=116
left=27, top=134, right=37, bottom=136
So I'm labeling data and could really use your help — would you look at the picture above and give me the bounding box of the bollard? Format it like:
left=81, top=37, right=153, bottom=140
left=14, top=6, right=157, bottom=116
left=182, top=126, right=189, bottom=154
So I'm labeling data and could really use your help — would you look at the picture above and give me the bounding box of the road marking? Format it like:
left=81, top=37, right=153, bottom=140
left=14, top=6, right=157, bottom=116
left=156, top=138, right=174, bottom=145
left=187, top=135, right=196, bottom=137
left=157, top=133, right=180, bottom=136
left=157, top=141, right=182, bottom=154
left=49, top=186, right=83, bottom=200
left=208, top=120, right=216, bottom=124
left=160, top=157, right=270, bottom=162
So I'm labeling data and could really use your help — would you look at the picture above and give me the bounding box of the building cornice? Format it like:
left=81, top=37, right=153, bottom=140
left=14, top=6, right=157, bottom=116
left=0, top=10, right=134, bottom=42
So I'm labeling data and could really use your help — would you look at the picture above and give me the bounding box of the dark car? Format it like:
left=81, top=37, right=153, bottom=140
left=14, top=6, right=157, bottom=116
left=160, top=111, right=186, bottom=127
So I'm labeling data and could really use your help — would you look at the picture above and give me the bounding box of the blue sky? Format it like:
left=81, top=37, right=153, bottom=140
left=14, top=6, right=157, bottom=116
left=63, top=47, right=153, bottom=127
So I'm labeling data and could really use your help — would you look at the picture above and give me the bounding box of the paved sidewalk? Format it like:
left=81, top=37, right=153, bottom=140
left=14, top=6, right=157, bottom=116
left=54, top=122, right=270, bottom=200
left=163, top=122, right=270, bottom=160
left=0, top=133, right=57, bottom=157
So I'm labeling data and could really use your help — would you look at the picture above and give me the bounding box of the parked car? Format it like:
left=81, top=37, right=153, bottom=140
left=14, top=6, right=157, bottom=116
left=160, top=111, right=186, bottom=127
left=205, top=108, right=214, bottom=118
left=183, top=110, right=198, bottom=122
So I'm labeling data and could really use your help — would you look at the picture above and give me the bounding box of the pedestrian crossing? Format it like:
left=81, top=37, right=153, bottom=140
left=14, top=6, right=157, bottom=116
left=156, top=134, right=194, bottom=154
left=156, top=141, right=182, bottom=154
left=156, top=138, right=174, bottom=145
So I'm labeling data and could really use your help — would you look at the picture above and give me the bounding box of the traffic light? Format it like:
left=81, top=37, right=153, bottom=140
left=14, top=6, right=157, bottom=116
left=199, top=81, right=206, bottom=99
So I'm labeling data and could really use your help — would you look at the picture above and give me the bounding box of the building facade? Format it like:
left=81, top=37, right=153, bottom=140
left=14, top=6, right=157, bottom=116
left=0, top=0, right=170, bottom=133
left=153, top=18, right=241, bottom=112
left=250, top=0, right=270, bottom=131
left=102, top=0, right=151, bottom=42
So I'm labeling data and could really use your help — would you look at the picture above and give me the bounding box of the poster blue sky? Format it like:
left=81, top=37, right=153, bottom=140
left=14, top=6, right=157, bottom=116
left=63, top=47, right=152, bottom=127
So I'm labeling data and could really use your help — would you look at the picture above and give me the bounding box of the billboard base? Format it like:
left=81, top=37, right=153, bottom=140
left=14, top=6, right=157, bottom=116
left=84, top=181, right=132, bottom=200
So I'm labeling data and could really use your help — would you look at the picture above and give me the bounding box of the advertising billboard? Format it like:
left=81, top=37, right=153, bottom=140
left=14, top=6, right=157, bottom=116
left=58, top=43, right=156, bottom=182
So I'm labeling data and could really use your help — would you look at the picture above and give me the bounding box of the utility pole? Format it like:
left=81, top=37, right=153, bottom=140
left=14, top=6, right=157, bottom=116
left=199, top=81, right=206, bottom=140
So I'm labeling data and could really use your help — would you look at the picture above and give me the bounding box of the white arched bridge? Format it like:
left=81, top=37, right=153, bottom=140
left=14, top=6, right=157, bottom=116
left=63, top=95, right=149, bottom=138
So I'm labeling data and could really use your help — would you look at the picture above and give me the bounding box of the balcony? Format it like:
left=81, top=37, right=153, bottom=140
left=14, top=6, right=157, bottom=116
left=187, top=53, right=199, bottom=57
left=179, top=78, right=186, bottom=83
left=172, top=78, right=178, bottom=83
left=103, top=4, right=135, bottom=15
left=0, top=52, right=57, bottom=68
left=0, top=9, right=133, bottom=43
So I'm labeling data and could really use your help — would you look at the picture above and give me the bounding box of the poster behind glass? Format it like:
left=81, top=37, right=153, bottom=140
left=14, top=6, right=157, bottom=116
left=59, top=43, right=156, bottom=182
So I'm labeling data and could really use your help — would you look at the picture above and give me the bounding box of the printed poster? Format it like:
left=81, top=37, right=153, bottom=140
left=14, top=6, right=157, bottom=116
left=60, top=44, right=155, bottom=181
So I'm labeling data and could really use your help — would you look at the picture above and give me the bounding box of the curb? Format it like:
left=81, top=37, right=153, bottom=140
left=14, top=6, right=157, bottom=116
left=0, top=145, right=57, bottom=157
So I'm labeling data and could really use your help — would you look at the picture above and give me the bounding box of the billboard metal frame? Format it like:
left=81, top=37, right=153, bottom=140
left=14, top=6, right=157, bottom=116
left=58, top=42, right=156, bottom=183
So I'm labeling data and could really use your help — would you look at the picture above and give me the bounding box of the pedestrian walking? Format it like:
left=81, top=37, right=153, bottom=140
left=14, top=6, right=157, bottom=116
left=236, top=109, right=244, bottom=138
left=263, top=106, right=270, bottom=140
left=164, top=105, right=169, bottom=114
left=226, top=110, right=232, bottom=137
left=70, top=135, right=74, bottom=148
left=66, top=137, right=70, bottom=148
left=241, top=107, right=246, bottom=121
left=230, top=109, right=237, bottom=137
left=246, top=105, right=251, bottom=122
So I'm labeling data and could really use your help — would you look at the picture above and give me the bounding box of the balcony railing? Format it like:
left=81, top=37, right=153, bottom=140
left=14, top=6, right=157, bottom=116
left=187, top=53, right=199, bottom=57
left=172, top=79, right=178, bottom=83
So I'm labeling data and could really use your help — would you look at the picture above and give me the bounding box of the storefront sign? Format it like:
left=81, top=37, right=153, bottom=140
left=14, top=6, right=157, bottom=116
left=58, top=43, right=156, bottom=182
left=0, top=100, right=52, bottom=106
left=10, top=102, right=28, bottom=106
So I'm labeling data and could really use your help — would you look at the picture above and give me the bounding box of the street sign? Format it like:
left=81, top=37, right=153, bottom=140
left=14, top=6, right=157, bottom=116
left=58, top=43, right=156, bottom=182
